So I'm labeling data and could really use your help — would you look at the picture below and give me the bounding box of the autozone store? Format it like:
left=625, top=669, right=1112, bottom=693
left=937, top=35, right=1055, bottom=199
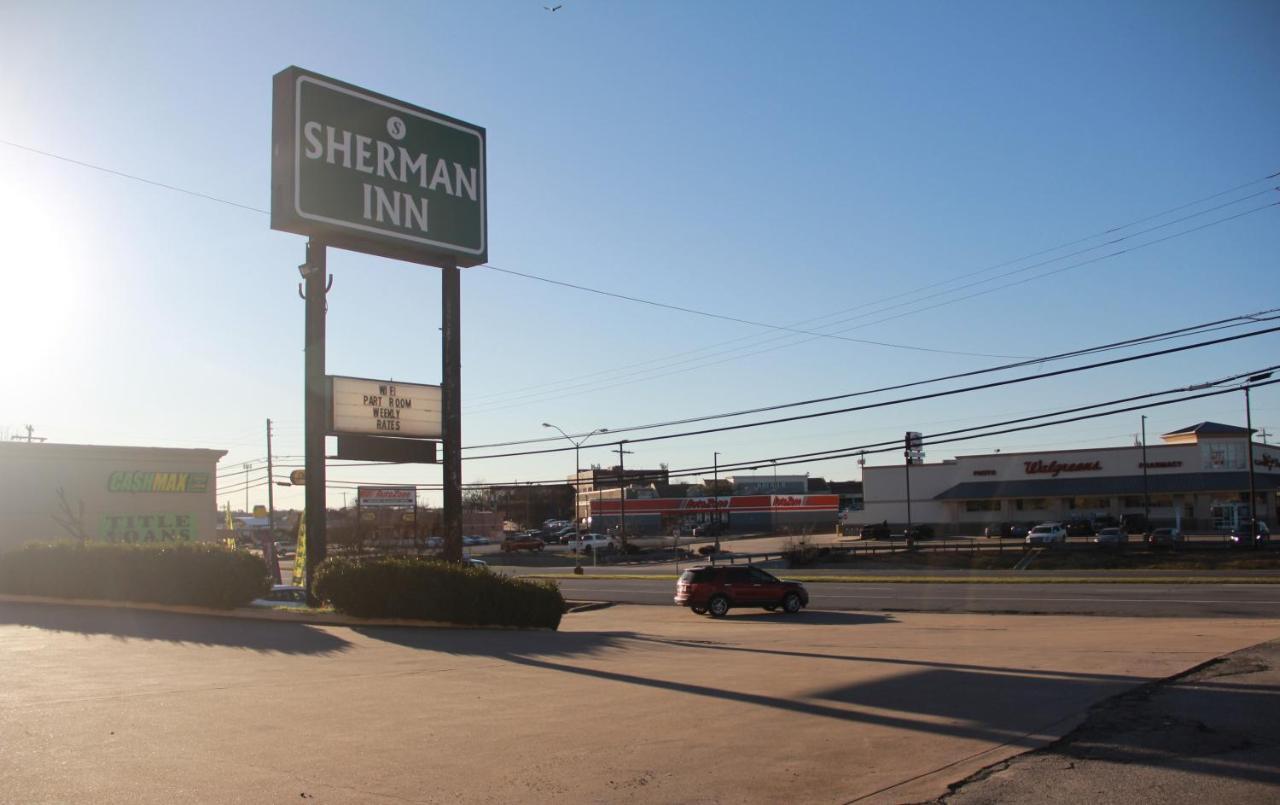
left=856, top=422, right=1280, bottom=535
left=588, top=493, right=840, bottom=536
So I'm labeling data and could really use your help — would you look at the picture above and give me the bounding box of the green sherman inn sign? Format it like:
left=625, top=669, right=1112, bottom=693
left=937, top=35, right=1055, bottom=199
left=271, top=66, right=487, bottom=267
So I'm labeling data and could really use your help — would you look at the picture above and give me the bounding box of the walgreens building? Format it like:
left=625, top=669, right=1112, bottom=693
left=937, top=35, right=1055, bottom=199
left=855, top=422, right=1279, bottom=535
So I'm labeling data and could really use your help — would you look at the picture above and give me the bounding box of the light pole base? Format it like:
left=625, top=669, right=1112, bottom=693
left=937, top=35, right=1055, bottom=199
left=573, top=565, right=584, bottom=575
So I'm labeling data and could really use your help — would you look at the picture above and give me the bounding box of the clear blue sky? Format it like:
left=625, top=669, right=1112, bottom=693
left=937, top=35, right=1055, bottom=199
left=1, top=0, right=1277, bottom=511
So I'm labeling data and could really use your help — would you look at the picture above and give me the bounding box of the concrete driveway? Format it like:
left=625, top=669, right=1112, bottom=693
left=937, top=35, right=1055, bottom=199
left=1, top=601, right=1276, bottom=804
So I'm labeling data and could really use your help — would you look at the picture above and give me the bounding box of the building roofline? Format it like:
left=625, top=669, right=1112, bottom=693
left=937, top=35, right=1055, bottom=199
left=0, top=442, right=228, bottom=460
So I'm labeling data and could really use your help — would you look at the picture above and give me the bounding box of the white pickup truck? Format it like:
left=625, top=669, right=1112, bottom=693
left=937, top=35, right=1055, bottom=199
left=570, top=533, right=615, bottom=552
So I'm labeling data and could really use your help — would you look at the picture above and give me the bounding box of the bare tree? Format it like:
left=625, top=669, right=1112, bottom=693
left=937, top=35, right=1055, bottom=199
left=51, top=487, right=89, bottom=544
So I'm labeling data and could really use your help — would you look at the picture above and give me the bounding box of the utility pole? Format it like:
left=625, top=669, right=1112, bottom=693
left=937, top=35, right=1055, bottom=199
left=11, top=425, right=46, bottom=443
left=1141, top=415, right=1150, bottom=529
left=266, top=418, right=276, bottom=539
left=1243, top=374, right=1272, bottom=548
left=713, top=451, right=721, bottom=553
left=243, top=462, right=252, bottom=511
left=615, top=441, right=633, bottom=542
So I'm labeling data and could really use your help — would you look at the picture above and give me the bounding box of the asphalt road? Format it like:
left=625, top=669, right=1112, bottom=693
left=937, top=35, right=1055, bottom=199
left=554, top=578, right=1280, bottom=618
left=3, top=602, right=1276, bottom=804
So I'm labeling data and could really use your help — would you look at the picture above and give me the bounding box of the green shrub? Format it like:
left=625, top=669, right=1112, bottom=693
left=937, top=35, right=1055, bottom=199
left=0, top=542, right=270, bottom=609
left=314, top=556, right=563, bottom=629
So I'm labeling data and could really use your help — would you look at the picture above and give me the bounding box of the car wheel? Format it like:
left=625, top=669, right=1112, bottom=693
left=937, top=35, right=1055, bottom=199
left=782, top=592, right=803, bottom=614
left=708, top=595, right=730, bottom=618
left=691, top=606, right=707, bottom=615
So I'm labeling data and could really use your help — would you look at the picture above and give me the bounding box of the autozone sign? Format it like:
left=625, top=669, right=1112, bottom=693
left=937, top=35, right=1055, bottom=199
left=357, top=486, right=416, bottom=508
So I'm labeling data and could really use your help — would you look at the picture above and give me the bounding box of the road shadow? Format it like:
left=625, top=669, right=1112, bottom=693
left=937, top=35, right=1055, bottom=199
left=717, top=610, right=895, bottom=626
left=351, top=614, right=1277, bottom=789
left=352, top=625, right=634, bottom=661
left=810, top=667, right=1117, bottom=732
left=355, top=622, right=1139, bottom=751
left=0, top=601, right=352, bottom=655
left=940, top=641, right=1280, bottom=798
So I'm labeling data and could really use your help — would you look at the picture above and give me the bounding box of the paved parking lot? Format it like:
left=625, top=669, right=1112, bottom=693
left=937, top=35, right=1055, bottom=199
left=3, top=601, right=1278, bottom=803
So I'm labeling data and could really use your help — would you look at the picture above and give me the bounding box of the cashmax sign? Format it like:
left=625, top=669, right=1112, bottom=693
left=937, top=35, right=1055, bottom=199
left=271, top=67, right=487, bottom=267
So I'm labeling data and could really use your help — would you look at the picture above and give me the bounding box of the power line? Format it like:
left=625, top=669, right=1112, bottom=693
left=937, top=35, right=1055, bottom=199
left=708, top=377, right=1280, bottom=478
left=464, top=174, right=1278, bottom=406
left=479, top=187, right=1273, bottom=370
left=0, top=138, right=270, bottom=215
left=462, top=323, right=1280, bottom=461
left=481, top=263, right=1029, bottom=360
left=468, top=200, right=1279, bottom=414
left=5, top=137, right=1275, bottom=408
left=305, top=369, right=1280, bottom=491
left=461, top=310, right=1280, bottom=451
left=666, top=364, right=1280, bottom=477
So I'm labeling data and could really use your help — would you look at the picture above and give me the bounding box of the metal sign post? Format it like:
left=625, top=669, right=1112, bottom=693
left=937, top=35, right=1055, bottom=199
left=302, top=239, right=329, bottom=601
left=441, top=257, right=462, bottom=563
left=273, top=66, right=486, bottom=574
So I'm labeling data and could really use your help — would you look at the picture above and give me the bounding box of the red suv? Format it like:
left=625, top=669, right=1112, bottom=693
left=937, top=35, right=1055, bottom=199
left=674, top=565, right=809, bottom=617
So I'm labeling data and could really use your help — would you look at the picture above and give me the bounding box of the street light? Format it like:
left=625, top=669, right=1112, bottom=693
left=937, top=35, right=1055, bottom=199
left=713, top=451, right=721, bottom=553
left=1244, top=372, right=1273, bottom=547
left=542, top=423, right=608, bottom=573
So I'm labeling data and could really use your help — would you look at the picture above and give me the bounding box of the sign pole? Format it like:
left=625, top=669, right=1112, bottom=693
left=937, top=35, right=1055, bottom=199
left=303, top=238, right=328, bottom=600
left=442, top=256, right=463, bottom=562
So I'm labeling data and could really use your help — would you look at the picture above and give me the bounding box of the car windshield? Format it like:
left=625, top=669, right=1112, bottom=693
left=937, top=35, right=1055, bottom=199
left=1031, top=526, right=1052, bottom=533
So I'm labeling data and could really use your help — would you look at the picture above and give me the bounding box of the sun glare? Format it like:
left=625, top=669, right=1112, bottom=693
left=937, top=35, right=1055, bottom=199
left=0, top=181, right=87, bottom=375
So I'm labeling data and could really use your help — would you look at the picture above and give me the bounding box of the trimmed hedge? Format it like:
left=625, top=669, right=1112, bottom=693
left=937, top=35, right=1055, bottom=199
left=314, top=557, right=564, bottom=629
left=0, top=542, right=270, bottom=609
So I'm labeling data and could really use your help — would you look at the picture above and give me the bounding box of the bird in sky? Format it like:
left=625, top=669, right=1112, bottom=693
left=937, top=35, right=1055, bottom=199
left=544, top=4, right=562, bottom=11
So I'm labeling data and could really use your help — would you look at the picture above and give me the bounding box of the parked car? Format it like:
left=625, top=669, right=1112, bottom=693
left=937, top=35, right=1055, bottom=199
left=674, top=565, right=808, bottom=617
left=1144, top=527, right=1183, bottom=547
left=501, top=533, right=545, bottom=552
left=571, top=533, right=614, bottom=553
left=1064, top=519, right=1095, bottom=537
left=691, top=521, right=725, bottom=539
left=1120, top=513, right=1149, bottom=534
left=984, top=523, right=1015, bottom=538
left=1025, top=522, right=1067, bottom=545
left=463, top=557, right=489, bottom=569
left=1228, top=521, right=1270, bottom=546
left=859, top=522, right=892, bottom=540
left=250, top=585, right=308, bottom=609
left=1093, top=527, right=1128, bottom=546
left=904, top=524, right=934, bottom=540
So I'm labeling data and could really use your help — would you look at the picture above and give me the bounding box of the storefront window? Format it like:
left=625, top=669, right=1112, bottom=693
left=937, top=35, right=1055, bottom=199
left=1014, top=498, right=1048, bottom=511
left=1203, top=441, right=1245, bottom=470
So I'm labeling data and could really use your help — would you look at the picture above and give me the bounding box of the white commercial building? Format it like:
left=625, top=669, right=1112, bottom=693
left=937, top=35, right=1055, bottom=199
left=854, top=422, right=1279, bottom=535
left=0, top=442, right=227, bottom=553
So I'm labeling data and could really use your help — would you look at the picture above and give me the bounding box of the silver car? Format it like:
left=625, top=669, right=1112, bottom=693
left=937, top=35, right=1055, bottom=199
left=1025, top=523, right=1067, bottom=545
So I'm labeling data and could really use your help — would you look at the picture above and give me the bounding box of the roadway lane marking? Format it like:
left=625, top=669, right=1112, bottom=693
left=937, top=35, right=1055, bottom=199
left=811, top=593, right=1280, bottom=604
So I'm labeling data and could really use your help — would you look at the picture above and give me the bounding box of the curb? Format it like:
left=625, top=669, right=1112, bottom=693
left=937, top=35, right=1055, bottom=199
left=0, top=593, right=555, bottom=631
left=524, top=573, right=1280, bottom=585
left=564, top=601, right=616, bottom=613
